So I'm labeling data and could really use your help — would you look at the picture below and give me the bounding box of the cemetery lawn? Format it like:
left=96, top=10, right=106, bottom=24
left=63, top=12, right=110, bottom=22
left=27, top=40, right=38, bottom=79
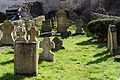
left=0, top=34, right=120, bottom=80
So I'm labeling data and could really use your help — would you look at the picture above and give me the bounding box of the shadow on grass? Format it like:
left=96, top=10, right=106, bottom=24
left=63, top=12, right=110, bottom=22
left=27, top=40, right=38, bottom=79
left=0, top=59, right=14, bottom=65
left=5, top=50, right=14, bottom=54
left=87, top=51, right=113, bottom=65
left=76, top=39, right=106, bottom=49
left=93, top=50, right=108, bottom=57
left=0, top=73, right=25, bottom=80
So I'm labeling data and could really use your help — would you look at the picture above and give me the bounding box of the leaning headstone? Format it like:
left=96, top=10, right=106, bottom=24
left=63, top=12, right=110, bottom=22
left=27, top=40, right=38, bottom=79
left=107, top=24, right=118, bottom=55
left=56, top=9, right=68, bottom=33
left=52, top=37, right=65, bottom=51
left=41, top=19, right=52, bottom=33
left=75, top=18, right=84, bottom=35
left=14, top=26, right=39, bottom=76
left=40, top=37, right=55, bottom=62
left=0, top=20, right=14, bottom=45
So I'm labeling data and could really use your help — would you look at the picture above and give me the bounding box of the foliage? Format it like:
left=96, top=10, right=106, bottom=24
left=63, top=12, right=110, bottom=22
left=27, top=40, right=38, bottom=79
left=87, top=19, right=118, bottom=38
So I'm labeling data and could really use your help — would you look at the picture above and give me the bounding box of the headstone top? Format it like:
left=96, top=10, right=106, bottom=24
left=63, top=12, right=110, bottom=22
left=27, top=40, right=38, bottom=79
left=16, top=26, right=27, bottom=42
left=40, top=37, right=55, bottom=50
left=28, top=26, right=40, bottom=42
left=109, top=24, right=117, bottom=32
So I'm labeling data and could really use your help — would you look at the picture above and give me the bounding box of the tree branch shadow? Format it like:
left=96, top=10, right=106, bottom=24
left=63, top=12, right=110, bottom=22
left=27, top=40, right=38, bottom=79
left=76, top=39, right=106, bottom=49
left=0, top=59, right=14, bottom=65
left=87, top=51, right=113, bottom=65
left=93, top=50, right=108, bottom=57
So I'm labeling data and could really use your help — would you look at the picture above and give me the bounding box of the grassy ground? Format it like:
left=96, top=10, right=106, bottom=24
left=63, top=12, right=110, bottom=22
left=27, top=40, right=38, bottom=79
left=0, top=28, right=120, bottom=80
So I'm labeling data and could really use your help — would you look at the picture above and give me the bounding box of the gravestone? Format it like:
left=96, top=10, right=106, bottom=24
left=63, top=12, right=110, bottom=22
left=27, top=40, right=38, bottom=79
left=52, top=37, right=65, bottom=51
left=107, top=24, right=118, bottom=55
left=15, top=26, right=27, bottom=42
left=41, top=19, right=52, bottom=33
left=14, top=26, right=39, bottom=76
left=56, top=9, right=68, bottom=33
left=27, top=26, right=40, bottom=42
left=40, top=37, right=55, bottom=62
left=75, top=18, right=84, bottom=35
left=0, top=20, right=14, bottom=45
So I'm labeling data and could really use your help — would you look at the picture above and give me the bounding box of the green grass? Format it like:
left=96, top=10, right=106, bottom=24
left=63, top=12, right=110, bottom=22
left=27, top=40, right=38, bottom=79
left=0, top=34, right=120, bottom=80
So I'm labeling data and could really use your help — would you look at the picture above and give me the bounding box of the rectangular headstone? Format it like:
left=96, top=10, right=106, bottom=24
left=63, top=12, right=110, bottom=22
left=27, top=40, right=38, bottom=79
left=14, top=42, right=39, bottom=76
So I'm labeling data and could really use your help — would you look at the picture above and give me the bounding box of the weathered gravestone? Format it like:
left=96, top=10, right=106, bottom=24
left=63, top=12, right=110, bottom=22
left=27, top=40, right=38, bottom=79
left=56, top=9, right=68, bottom=33
left=107, top=24, right=118, bottom=55
left=0, top=20, right=14, bottom=45
left=75, top=18, right=84, bottom=35
left=52, top=37, right=65, bottom=51
left=12, top=20, right=26, bottom=39
left=15, top=26, right=27, bottom=42
left=40, top=37, right=55, bottom=62
left=27, top=26, right=40, bottom=42
left=14, top=26, right=39, bottom=76
left=41, top=19, right=52, bottom=33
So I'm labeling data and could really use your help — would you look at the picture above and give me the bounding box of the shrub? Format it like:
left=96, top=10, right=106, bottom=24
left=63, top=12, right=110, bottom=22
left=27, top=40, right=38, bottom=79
left=87, top=19, right=118, bottom=38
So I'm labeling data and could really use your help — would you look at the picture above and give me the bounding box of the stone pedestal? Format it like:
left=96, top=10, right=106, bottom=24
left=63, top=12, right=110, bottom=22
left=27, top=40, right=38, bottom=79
left=14, top=42, right=39, bottom=76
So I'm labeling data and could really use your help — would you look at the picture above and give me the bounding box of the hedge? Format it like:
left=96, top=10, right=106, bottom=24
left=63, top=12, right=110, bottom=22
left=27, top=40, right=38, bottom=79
left=87, top=19, right=119, bottom=38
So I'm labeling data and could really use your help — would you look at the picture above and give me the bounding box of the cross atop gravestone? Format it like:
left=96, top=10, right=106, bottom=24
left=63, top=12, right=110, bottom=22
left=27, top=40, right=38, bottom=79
left=16, top=26, right=27, bottom=42
left=40, top=37, right=55, bottom=62
left=28, top=26, right=40, bottom=42
left=0, top=20, right=15, bottom=44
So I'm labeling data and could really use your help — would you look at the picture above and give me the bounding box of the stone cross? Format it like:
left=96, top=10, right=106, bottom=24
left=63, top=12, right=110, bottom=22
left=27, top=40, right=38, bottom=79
left=40, top=37, right=55, bottom=62
left=27, top=26, right=40, bottom=42
left=15, top=26, right=27, bottom=42
left=107, top=24, right=118, bottom=55
left=0, top=20, right=15, bottom=45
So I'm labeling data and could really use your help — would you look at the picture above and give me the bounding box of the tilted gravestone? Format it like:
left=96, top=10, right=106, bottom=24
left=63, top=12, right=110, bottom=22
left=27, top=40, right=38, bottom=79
left=41, top=19, right=52, bottom=33
left=75, top=18, right=84, bottom=35
left=107, top=24, right=118, bottom=55
left=52, top=37, right=65, bottom=51
left=14, top=26, right=39, bottom=76
left=40, top=37, right=55, bottom=62
left=56, top=9, right=68, bottom=33
left=0, top=20, right=14, bottom=45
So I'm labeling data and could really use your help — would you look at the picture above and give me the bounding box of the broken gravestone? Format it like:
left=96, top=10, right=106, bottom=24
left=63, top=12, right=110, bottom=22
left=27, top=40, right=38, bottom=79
left=14, top=26, right=39, bottom=76
left=52, top=37, right=65, bottom=51
left=0, top=20, right=15, bottom=45
left=40, top=37, right=55, bottom=62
